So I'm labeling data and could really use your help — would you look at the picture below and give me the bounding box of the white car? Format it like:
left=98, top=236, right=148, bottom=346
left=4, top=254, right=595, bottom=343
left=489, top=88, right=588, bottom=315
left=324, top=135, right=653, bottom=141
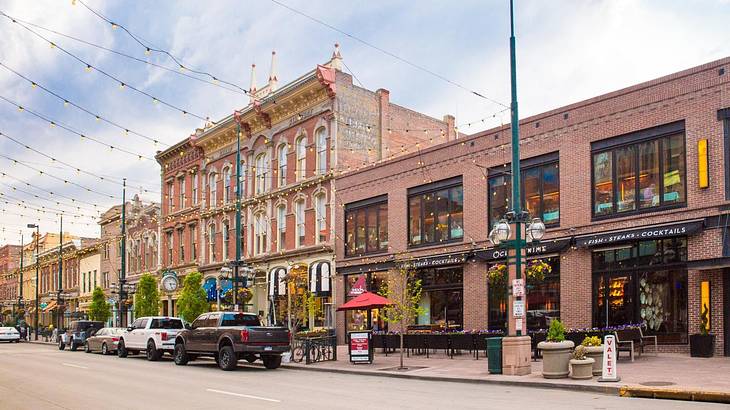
left=117, top=316, right=185, bottom=361
left=0, top=327, right=20, bottom=343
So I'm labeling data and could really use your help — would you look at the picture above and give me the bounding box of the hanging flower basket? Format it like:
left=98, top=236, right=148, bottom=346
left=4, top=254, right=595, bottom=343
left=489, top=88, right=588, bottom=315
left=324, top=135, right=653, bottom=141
left=238, top=287, right=254, bottom=304
left=488, top=264, right=508, bottom=287
left=525, top=259, right=550, bottom=284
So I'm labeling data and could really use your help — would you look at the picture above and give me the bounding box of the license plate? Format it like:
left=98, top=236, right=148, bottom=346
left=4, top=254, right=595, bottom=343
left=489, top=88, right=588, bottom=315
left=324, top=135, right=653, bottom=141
left=264, top=346, right=273, bottom=351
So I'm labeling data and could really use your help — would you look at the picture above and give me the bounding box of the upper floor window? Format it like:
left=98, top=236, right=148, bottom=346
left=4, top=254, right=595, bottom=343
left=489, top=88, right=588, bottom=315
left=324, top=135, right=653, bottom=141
left=295, top=199, right=305, bottom=248
left=178, top=176, right=186, bottom=210
left=178, top=229, right=185, bottom=263
left=488, top=153, right=560, bottom=228
left=190, top=226, right=197, bottom=261
left=192, top=172, right=198, bottom=205
left=239, top=160, right=247, bottom=198
left=223, top=167, right=232, bottom=203
left=255, top=153, right=268, bottom=195
left=222, top=220, right=230, bottom=261
left=316, top=127, right=327, bottom=175
left=278, top=144, right=287, bottom=187
left=296, top=135, right=307, bottom=181
left=166, top=231, right=173, bottom=266
left=208, top=223, right=216, bottom=263
left=277, top=205, right=286, bottom=251
left=314, top=194, right=327, bottom=243
left=167, top=182, right=174, bottom=212
left=592, top=123, right=686, bottom=218
left=408, top=177, right=463, bottom=246
left=254, top=214, right=267, bottom=255
left=208, top=172, right=217, bottom=208
left=345, top=196, right=388, bottom=256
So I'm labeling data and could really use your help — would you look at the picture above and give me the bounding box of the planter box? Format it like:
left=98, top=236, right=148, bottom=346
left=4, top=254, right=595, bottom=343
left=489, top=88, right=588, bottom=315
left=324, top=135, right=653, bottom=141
left=584, top=345, right=603, bottom=376
left=537, top=340, right=574, bottom=379
left=689, top=334, right=715, bottom=358
left=569, top=358, right=595, bottom=380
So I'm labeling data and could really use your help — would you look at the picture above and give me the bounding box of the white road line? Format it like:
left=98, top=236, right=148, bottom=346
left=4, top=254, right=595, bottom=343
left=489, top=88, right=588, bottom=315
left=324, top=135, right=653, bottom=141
left=61, top=363, right=88, bottom=369
left=206, top=388, right=281, bottom=403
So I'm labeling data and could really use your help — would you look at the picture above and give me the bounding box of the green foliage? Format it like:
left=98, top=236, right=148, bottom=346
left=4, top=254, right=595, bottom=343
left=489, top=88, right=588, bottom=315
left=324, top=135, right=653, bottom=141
left=573, top=345, right=587, bottom=360
left=581, top=335, right=602, bottom=347
left=546, top=318, right=566, bottom=342
left=176, top=272, right=209, bottom=323
left=88, top=287, right=111, bottom=323
left=700, top=303, right=709, bottom=336
left=379, top=265, right=425, bottom=328
left=134, top=273, right=160, bottom=318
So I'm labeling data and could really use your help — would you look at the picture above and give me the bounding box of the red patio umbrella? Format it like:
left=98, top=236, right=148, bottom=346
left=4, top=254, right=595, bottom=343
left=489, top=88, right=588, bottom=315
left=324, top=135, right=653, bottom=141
left=336, top=292, right=393, bottom=311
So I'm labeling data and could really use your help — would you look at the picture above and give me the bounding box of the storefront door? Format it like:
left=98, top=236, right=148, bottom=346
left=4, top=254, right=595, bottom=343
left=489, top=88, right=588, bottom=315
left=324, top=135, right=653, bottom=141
left=595, top=273, right=635, bottom=328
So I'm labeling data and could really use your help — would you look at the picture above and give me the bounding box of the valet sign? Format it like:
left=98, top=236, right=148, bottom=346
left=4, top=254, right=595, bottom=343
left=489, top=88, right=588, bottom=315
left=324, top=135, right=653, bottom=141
left=599, top=335, right=620, bottom=382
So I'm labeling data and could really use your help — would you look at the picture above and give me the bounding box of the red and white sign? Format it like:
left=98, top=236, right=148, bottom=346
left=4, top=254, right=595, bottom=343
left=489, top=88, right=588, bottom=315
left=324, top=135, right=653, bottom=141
left=599, top=335, right=620, bottom=382
left=349, top=332, right=370, bottom=362
left=348, top=276, right=367, bottom=296
left=512, top=279, right=525, bottom=297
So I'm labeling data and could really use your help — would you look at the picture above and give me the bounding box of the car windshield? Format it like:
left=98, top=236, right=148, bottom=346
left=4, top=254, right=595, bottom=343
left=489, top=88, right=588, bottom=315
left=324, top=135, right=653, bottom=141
left=220, top=313, right=260, bottom=327
left=150, top=318, right=183, bottom=329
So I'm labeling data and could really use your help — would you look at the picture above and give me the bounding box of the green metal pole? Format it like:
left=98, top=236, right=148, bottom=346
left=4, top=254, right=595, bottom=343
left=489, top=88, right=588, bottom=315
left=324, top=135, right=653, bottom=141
left=120, top=178, right=126, bottom=326
left=234, top=123, right=242, bottom=311
left=57, top=214, right=63, bottom=331
left=509, top=0, right=522, bottom=337
left=34, top=226, right=39, bottom=340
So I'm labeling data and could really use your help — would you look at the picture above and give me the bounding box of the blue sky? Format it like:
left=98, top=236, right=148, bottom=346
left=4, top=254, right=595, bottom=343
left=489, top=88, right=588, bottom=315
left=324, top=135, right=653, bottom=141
left=0, top=0, right=729, bottom=244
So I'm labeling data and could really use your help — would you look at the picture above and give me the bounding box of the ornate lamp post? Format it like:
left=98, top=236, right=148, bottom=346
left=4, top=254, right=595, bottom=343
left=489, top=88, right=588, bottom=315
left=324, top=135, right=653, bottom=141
left=27, top=223, right=39, bottom=340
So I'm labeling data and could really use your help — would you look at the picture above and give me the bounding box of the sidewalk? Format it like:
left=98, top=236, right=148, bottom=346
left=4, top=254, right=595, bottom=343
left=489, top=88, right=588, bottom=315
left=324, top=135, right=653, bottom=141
left=284, top=346, right=730, bottom=403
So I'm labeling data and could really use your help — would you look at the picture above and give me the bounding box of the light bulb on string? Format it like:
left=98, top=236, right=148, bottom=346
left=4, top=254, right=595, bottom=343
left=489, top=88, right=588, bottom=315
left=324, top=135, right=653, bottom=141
left=85, top=65, right=92, bottom=72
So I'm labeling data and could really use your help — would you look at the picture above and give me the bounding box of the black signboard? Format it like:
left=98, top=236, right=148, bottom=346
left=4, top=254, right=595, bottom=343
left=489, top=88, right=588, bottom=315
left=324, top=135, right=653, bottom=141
left=404, top=253, right=467, bottom=269
left=348, top=330, right=373, bottom=364
left=476, top=238, right=571, bottom=262
left=575, top=220, right=704, bottom=248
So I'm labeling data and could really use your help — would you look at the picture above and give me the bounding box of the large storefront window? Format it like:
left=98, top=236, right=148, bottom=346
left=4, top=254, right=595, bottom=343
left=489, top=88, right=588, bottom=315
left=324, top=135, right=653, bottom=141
left=408, top=177, right=463, bottom=246
left=415, top=267, right=463, bottom=330
left=488, top=154, right=560, bottom=229
left=345, top=196, right=388, bottom=257
left=592, top=126, right=686, bottom=218
left=592, top=237, right=688, bottom=344
left=488, top=257, right=560, bottom=332
left=344, top=271, right=389, bottom=331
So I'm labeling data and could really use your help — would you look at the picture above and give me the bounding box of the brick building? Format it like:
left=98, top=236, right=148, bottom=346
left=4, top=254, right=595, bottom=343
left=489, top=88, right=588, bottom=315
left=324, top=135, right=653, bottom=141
left=0, top=245, right=22, bottom=319
left=156, top=45, right=456, bottom=327
left=334, top=57, right=730, bottom=355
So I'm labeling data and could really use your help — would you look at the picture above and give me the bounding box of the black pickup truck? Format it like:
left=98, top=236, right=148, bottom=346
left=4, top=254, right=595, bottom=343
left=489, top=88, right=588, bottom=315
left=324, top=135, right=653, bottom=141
left=173, top=311, right=290, bottom=371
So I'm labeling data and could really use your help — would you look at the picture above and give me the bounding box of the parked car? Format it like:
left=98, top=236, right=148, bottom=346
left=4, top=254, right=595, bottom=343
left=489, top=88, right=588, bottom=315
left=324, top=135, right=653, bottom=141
left=173, top=312, right=290, bottom=371
left=84, top=327, right=125, bottom=355
left=59, top=321, right=104, bottom=351
left=117, top=316, right=185, bottom=361
left=0, top=327, right=20, bottom=343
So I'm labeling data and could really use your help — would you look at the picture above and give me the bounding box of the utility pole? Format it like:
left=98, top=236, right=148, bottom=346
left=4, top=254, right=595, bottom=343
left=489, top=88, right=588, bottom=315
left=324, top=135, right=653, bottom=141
left=119, top=178, right=127, bottom=327
left=234, top=121, right=242, bottom=311
left=28, top=224, right=39, bottom=340
left=57, top=214, right=63, bottom=331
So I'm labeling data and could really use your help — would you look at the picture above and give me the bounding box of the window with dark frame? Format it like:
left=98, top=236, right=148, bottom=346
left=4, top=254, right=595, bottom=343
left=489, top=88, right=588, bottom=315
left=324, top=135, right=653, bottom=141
left=721, top=108, right=730, bottom=200
left=408, top=177, right=463, bottom=247
left=592, top=122, right=686, bottom=218
left=344, top=196, right=388, bottom=257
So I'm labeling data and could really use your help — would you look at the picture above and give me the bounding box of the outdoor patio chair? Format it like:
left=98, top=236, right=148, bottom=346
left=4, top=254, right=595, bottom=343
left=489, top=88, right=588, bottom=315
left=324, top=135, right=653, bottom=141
left=404, top=334, right=427, bottom=357
left=425, top=334, right=450, bottom=358
left=638, top=326, right=658, bottom=356
left=448, top=334, right=475, bottom=359
left=614, top=328, right=643, bottom=362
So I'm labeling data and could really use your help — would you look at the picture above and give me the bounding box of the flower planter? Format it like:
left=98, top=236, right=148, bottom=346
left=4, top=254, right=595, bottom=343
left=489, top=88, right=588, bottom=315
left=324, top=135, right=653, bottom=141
left=537, top=340, right=574, bottom=379
left=569, top=358, right=595, bottom=380
left=584, top=345, right=603, bottom=376
left=689, top=334, right=715, bottom=358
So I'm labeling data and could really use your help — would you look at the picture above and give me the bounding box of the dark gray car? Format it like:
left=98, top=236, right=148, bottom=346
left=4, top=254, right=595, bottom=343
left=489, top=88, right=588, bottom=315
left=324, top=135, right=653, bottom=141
left=59, top=321, right=104, bottom=351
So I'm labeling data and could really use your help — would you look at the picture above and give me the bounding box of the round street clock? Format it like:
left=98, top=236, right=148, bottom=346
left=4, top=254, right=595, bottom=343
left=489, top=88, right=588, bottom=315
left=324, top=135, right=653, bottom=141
left=162, top=272, right=179, bottom=293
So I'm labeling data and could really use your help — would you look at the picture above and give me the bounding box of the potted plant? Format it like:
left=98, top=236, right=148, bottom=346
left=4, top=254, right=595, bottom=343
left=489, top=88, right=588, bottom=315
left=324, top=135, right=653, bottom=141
left=581, top=336, right=603, bottom=376
left=690, top=304, right=715, bottom=357
left=569, top=345, right=595, bottom=380
left=537, top=319, right=574, bottom=379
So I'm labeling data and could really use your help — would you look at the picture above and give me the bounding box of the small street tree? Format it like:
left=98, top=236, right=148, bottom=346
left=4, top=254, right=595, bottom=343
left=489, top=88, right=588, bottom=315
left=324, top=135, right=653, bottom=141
left=88, top=287, right=111, bottom=323
left=379, top=263, right=424, bottom=370
left=176, top=272, right=208, bottom=323
left=134, top=273, right=160, bottom=318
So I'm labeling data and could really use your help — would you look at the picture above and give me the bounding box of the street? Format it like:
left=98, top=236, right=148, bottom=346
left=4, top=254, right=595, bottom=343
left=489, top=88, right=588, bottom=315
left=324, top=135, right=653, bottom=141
left=0, top=343, right=724, bottom=410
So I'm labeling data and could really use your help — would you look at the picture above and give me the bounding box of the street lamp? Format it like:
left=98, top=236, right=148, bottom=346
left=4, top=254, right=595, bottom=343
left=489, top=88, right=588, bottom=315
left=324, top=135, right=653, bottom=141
left=27, top=223, right=39, bottom=340
left=110, top=281, right=137, bottom=327
left=526, top=218, right=546, bottom=242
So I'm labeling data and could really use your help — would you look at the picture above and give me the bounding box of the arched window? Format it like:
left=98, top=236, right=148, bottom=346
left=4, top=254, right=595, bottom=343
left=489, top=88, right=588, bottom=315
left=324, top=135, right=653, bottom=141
left=316, top=127, right=327, bottom=174
left=295, top=199, right=305, bottom=248
left=208, top=172, right=217, bottom=208
left=222, top=220, right=230, bottom=261
left=208, top=223, right=216, bottom=263
left=223, top=167, right=232, bottom=203
left=255, top=153, right=268, bottom=194
left=296, top=135, right=306, bottom=181
left=277, top=204, right=286, bottom=251
left=254, top=213, right=267, bottom=255
left=314, top=194, right=327, bottom=243
left=278, top=144, right=287, bottom=187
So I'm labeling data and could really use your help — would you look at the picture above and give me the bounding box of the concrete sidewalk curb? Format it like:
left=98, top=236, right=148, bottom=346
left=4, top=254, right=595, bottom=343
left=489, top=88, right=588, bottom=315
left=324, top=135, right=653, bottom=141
left=281, top=364, right=620, bottom=395
left=619, top=386, right=730, bottom=404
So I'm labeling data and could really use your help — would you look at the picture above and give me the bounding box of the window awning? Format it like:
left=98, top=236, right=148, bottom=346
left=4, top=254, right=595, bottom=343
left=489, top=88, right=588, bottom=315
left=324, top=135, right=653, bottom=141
left=309, top=261, right=332, bottom=297
left=268, top=267, right=287, bottom=297
left=574, top=220, right=704, bottom=248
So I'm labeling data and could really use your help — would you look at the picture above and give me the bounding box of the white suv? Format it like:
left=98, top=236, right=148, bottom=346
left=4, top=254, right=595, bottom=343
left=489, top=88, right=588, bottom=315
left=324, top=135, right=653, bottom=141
left=117, top=316, right=185, bottom=361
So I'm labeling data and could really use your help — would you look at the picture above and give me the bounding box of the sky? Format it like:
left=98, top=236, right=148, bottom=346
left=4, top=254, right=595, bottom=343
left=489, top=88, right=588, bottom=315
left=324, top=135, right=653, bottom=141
left=0, top=0, right=728, bottom=245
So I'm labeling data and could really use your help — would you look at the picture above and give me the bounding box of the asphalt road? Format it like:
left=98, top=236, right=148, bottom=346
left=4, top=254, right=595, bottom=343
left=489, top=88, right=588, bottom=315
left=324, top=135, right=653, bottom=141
left=0, top=343, right=725, bottom=410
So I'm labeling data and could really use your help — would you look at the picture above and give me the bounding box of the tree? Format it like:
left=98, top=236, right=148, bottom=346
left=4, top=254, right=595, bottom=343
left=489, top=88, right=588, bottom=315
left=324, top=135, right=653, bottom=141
left=134, top=273, right=160, bottom=318
left=379, top=264, right=424, bottom=370
left=88, top=287, right=111, bottom=323
left=176, top=272, right=208, bottom=323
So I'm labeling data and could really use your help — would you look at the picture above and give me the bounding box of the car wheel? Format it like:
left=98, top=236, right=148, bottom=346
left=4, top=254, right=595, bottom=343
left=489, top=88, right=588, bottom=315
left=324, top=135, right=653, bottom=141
left=58, top=339, right=65, bottom=350
left=117, top=339, right=128, bottom=358
left=262, top=355, right=282, bottom=370
left=173, top=343, right=188, bottom=366
left=101, top=343, right=109, bottom=355
left=146, top=340, right=162, bottom=361
left=84, top=342, right=91, bottom=353
left=218, top=346, right=237, bottom=371
left=70, top=338, right=78, bottom=351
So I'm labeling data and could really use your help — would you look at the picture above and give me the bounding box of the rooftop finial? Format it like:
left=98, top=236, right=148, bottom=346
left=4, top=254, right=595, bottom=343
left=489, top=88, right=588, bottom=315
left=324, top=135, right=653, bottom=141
left=249, top=63, right=257, bottom=103
left=329, top=43, right=342, bottom=70
left=268, top=50, right=278, bottom=92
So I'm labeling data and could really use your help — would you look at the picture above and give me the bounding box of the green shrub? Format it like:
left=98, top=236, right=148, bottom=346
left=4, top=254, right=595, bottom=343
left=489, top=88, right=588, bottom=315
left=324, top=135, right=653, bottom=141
left=581, top=335, right=602, bottom=347
left=546, top=319, right=565, bottom=342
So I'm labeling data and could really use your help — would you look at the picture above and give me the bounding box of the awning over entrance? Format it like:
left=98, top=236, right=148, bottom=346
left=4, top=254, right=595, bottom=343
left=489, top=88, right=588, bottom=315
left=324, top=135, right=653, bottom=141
left=575, top=220, right=704, bottom=248
left=309, top=261, right=332, bottom=297
left=268, top=267, right=287, bottom=297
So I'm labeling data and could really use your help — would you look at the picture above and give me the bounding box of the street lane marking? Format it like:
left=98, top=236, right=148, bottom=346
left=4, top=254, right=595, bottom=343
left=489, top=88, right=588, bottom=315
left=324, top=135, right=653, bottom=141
left=206, top=388, right=280, bottom=403
left=61, top=363, right=88, bottom=369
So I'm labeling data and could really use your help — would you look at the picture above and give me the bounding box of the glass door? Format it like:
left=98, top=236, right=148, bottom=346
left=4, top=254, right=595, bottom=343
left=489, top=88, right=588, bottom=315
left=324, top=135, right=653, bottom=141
left=594, top=273, right=635, bottom=328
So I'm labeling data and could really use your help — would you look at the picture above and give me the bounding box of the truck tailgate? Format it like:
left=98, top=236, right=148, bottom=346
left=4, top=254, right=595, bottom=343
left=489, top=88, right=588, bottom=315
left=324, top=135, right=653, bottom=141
left=246, top=327, right=289, bottom=345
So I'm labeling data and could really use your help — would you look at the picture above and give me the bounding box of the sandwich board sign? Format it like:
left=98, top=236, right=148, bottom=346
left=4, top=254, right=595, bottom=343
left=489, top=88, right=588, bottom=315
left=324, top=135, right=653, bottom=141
left=598, top=334, right=620, bottom=382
